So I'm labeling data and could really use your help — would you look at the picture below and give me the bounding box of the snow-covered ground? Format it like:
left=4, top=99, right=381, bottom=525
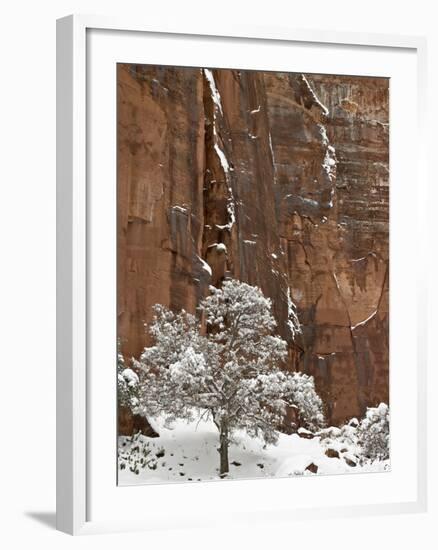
left=118, top=414, right=389, bottom=486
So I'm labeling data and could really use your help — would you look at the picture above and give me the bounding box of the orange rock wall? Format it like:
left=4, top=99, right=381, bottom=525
left=117, top=64, right=389, bottom=425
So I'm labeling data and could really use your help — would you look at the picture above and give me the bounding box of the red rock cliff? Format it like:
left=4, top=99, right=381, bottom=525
left=117, top=64, right=389, bottom=425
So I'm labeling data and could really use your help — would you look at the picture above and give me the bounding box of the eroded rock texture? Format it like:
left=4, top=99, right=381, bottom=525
left=117, top=64, right=389, bottom=426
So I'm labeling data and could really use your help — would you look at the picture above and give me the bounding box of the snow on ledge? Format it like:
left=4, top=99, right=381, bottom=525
left=197, top=255, right=212, bottom=277
left=208, top=243, right=227, bottom=253
left=301, top=75, right=329, bottom=117
left=171, top=205, right=188, bottom=214
left=351, top=310, right=378, bottom=331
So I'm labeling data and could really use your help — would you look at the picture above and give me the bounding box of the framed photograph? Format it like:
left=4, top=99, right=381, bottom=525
left=57, top=15, right=427, bottom=535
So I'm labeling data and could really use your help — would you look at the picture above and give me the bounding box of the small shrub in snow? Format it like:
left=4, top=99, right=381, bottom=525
left=319, top=405, right=390, bottom=465
left=118, top=433, right=164, bottom=475
left=117, top=346, right=140, bottom=412
left=137, top=279, right=325, bottom=476
left=356, top=403, right=390, bottom=462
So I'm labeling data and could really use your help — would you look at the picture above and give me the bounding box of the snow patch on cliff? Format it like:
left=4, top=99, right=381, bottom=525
left=323, top=146, right=337, bottom=182
left=301, top=197, right=319, bottom=208
left=319, top=125, right=337, bottom=183
left=171, top=205, right=188, bottom=214
left=214, top=142, right=230, bottom=173
left=203, top=68, right=223, bottom=115
left=268, top=132, right=278, bottom=185
left=301, top=75, right=329, bottom=117
left=351, top=310, right=378, bottom=330
left=287, top=287, right=301, bottom=338
left=350, top=252, right=377, bottom=263
left=208, top=243, right=227, bottom=253
left=197, top=256, right=212, bottom=277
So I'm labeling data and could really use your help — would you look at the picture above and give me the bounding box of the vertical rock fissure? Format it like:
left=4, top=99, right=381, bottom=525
left=332, top=271, right=364, bottom=413
left=201, top=68, right=236, bottom=285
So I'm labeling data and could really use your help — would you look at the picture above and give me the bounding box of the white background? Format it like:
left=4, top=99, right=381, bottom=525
left=0, top=0, right=436, bottom=548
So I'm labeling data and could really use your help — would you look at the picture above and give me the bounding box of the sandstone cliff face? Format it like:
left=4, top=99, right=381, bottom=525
left=117, top=64, right=389, bottom=426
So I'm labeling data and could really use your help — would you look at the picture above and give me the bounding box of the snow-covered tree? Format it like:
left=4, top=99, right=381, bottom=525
left=357, top=403, right=390, bottom=462
left=136, top=279, right=325, bottom=476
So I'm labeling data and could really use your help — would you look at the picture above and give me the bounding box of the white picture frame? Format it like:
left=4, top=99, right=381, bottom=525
left=56, top=14, right=428, bottom=535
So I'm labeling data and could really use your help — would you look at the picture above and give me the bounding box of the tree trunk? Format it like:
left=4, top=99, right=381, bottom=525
left=219, top=423, right=229, bottom=477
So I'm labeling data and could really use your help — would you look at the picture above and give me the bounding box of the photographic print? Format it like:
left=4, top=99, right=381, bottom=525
left=117, top=64, right=389, bottom=485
